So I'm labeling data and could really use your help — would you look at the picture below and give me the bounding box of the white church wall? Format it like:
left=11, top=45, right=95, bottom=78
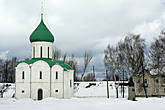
left=30, top=60, right=51, bottom=100
left=51, top=83, right=63, bottom=98
left=16, top=63, right=30, bottom=83
left=15, top=63, right=31, bottom=99
left=32, top=42, right=53, bottom=59
left=15, top=83, right=30, bottom=99
left=31, top=83, right=50, bottom=100
left=69, top=70, right=74, bottom=97
left=51, top=65, right=65, bottom=98
left=15, top=61, right=74, bottom=99
left=31, top=60, right=50, bottom=83
left=51, top=65, right=64, bottom=83
left=63, top=71, right=70, bottom=98
left=63, top=70, right=74, bottom=98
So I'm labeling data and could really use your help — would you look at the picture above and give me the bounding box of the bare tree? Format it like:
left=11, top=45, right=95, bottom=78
left=104, top=34, right=147, bottom=98
left=63, top=53, right=67, bottom=63
left=118, top=44, right=127, bottom=98
left=83, top=72, right=95, bottom=81
left=81, top=51, right=93, bottom=81
left=147, top=31, right=165, bottom=97
left=149, top=31, right=165, bottom=75
left=106, top=70, right=109, bottom=98
left=4, top=60, right=9, bottom=83
left=121, top=34, right=146, bottom=77
left=104, top=45, right=120, bottom=98
left=0, top=59, right=4, bottom=82
left=119, top=34, right=147, bottom=98
left=4, top=57, right=17, bottom=83
left=84, top=67, right=96, bottom=81
left=92, top=65, right=96, bottom=81
left=118, top=40, right=130, bottom=81
left=53, top=48, right=61, bottom=60
left=11, top=57, right=17, bottom=83
left=67, top=54, right=78, bottom=81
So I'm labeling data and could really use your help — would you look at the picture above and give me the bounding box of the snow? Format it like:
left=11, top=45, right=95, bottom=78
left=0, top=97, right=165, bottom=110
left=74, top=81, right=128, bottom=98
left=0, top=82, right=165, bottom=110
left=0, top=83, right=15, bottom=98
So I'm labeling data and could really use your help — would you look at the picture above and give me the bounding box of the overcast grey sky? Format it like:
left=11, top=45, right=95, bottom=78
left=0, top=0, right=165, bottom=72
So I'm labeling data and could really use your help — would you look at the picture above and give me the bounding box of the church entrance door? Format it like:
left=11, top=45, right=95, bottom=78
left=38, top=89, right=43, bottom=100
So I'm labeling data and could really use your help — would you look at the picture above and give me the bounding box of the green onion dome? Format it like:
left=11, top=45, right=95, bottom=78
left=30, top=13, right=54, bottom=42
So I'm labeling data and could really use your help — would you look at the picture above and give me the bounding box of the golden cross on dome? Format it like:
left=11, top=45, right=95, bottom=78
left=41, top=0, right=44, bottom=19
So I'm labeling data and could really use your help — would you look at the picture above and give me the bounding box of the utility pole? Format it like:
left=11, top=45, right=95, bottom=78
left=106, top=70, right=109, bottom=98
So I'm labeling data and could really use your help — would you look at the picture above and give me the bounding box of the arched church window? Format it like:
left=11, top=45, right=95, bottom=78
left=56, top=71, right=58, bottom=79
left=40, top=46, right=42, bottom=58
left=22, top=71, right=25, bottom=79
left=40, top=71, right=42, bottom=79
left=70, top=80, right=72, bottom=88
left=33, top=47, right=35, bottom=58
left=48, top=47, right=49, bottom=58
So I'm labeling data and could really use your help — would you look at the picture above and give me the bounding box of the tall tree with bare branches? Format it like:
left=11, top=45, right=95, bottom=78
left=63, top=53, right=67, bottom=63
left=149, top=31, right=165, bottom=75
left=53, top=48, right=61, bottom=60
left=67, top=54, right=78, bottom=81
left=104, top=34, right=147, bottom=98
left=118, top=34, right=147, bottom=97
left=81, top=51, right=93, bottom=81
left=104, top=45, right=120, bottom=98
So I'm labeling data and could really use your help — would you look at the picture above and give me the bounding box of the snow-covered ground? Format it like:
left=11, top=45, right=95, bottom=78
left=0, top=82, right=165, bottom=110
left=74, top=81, right=128, bottom=98
left=0, top=83, right=15, bottom=98
left=1, top=97, right=165, bottom=110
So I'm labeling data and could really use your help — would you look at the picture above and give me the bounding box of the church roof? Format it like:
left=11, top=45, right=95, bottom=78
left=29, top=13, right=54, bottom=42
left=15, top=58, right=72, bottom=71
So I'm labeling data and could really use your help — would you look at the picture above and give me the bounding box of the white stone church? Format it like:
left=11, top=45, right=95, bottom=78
left=15, top=13, right=74, bottom=100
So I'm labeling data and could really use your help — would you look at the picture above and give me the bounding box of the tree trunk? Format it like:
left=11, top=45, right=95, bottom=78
left=116, top=87, right=119, bottom=98
left=142, top=71, right=148, bottom=98
left=106, top=70, right=109, bottom=98
left=4, top=63, right=8, bottom=83
left=122, top=70, right=125, bottom=98
left=122, top=85, right=124, bottom=98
